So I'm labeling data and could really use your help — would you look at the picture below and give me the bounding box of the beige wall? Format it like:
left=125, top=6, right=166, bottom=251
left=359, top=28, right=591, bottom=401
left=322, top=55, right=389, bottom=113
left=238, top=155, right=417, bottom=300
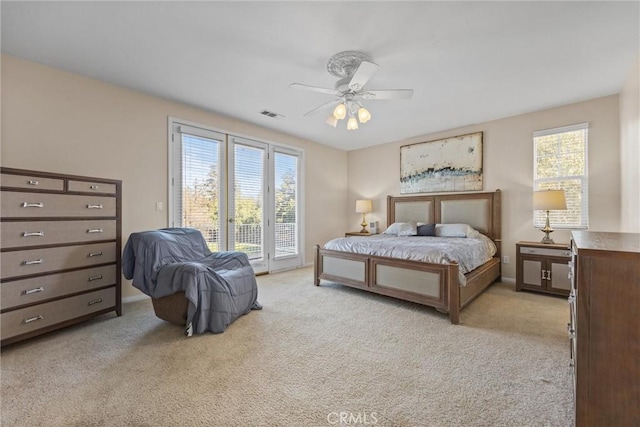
left=619, top=56, right=640, bottom=233
left=348, top=95, right=621, bottom=280
left=1, top=55, right=348, bottom=298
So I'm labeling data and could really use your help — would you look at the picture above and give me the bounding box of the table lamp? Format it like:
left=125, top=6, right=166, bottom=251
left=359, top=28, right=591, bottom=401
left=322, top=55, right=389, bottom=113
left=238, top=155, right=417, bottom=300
left=355, top=199, right=373, bottom=233
left=533, top=189, right=567, bottom=244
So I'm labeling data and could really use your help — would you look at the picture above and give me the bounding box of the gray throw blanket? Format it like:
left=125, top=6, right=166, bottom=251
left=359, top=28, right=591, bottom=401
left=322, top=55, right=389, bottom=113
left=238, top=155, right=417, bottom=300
left=122, top=228, right=259, bottom=335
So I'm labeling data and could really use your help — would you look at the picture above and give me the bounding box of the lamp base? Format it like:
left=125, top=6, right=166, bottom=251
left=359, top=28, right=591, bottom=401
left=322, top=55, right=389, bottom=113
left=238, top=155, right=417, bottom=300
left=360, top=213, right=368, bottom=233
left=540, top=233, right=555, bottom=244
left=540, top=210, right=555, bottom=244
left=540, top=228, right=555, bottom=244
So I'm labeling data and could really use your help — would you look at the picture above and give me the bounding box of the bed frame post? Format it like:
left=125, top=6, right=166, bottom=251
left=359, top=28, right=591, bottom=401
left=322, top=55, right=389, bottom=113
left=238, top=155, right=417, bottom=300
left=314, top=245, right=320, bottom=286
left=448, top=262, right=460, bottom=325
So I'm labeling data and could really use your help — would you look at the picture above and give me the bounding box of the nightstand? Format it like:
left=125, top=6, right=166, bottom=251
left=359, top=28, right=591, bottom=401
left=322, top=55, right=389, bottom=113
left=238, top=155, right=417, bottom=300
left=516, top=241, right=571, bottom=296
left=345, top=232, right=372, bottom=237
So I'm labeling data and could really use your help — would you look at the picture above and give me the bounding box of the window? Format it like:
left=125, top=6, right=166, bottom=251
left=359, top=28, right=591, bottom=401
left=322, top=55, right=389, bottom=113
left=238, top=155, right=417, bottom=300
left=533, top=123, right=588, bottom=229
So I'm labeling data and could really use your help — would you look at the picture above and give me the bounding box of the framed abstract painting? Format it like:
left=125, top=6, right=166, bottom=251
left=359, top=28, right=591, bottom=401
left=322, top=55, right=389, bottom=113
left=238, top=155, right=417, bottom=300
left=400, top=131, right=483, bottom=194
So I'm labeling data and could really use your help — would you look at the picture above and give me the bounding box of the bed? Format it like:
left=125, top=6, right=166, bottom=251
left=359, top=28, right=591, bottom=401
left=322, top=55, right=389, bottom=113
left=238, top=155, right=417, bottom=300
left=314, top=190, right=501, bottom=324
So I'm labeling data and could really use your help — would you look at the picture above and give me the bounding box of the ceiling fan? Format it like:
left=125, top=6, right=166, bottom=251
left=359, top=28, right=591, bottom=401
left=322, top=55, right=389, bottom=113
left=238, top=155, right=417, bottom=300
left=290, top=51, right=414, bottom=130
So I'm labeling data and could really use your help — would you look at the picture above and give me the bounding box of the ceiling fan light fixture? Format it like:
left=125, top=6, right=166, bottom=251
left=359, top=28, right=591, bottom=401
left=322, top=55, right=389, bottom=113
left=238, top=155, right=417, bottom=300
left=347, top=116, right=359, bottom=130
left=325, top=115, right=338, bottom=127
left=333, top=103, right=347, bottom=120
left=357, top=107, right=371, bottom=124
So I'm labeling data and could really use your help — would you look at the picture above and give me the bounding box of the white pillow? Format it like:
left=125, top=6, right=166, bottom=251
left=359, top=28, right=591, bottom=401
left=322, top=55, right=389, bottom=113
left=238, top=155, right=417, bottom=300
left=435, top=223, right=479, bottom=238
left=382, top=222, right=402, bottom=235
left=383, top=221, right=418, bottom=236
left=397, top=221, right=418, bottom=236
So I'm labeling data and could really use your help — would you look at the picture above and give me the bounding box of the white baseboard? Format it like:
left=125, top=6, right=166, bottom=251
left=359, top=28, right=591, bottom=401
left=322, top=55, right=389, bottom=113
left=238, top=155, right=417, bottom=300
left=500, top=276, right=516, bottom=284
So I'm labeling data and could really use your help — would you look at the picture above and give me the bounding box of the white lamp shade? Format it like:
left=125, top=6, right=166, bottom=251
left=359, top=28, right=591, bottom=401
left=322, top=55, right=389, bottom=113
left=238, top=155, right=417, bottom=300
left=325, top=115, right=338, bottom=127
left=357, top=107, right=371, bottom=123
left=333, top=103, right=347, bottom=120
left=347, top=117, right=358, bottom=130
left=355, top=199, right=372, bottom=213
left=533, top=190, right=567, bottom=210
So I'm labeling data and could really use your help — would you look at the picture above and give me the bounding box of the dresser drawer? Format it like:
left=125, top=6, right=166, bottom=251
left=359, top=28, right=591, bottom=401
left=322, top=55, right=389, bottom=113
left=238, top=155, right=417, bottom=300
left=68, top=180, right=117, bottom=195
left=1, top=287, right=116, bottom=340
left=519, top=246, right=571, bottom=258
left=1, top=173, right=64, bottom=191
left=1, top=265, right=117, bottom=310
left=1, top=220, right=117, bottom=249
left=1, top=192, right=116, bottom=218
left=1, top=242, right=117, bottom=280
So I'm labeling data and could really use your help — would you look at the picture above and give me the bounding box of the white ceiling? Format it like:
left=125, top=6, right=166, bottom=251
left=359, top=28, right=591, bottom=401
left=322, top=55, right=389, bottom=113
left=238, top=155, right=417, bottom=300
left=2, top=1, right=638, bottom=151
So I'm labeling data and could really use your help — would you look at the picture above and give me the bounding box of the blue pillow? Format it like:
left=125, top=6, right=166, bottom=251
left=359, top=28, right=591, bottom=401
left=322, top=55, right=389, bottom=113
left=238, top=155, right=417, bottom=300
left=416, top=224, right=436, bottom=236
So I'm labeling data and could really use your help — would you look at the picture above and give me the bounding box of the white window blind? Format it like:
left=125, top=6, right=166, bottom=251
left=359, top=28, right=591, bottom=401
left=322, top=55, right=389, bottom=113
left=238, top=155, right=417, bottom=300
left=175, top=127, right=224, bottom=252
left=533, top=123, right=589, bottom=229
left=274, top=151, right=298, bottom=258
left=232, top=143, right=264, bottom=260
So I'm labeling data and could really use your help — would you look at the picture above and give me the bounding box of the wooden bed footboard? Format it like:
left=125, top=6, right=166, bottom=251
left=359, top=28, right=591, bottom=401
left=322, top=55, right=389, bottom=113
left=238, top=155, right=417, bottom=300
left=314, top=245, right=500, bottom=324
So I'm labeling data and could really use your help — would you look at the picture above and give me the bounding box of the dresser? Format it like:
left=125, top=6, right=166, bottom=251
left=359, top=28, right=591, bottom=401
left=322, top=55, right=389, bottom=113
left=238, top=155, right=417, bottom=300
left=569, top=231, right=640, bottom=426
left=516, top=241, right=571, bottom=296
left=1, top=168, right=122, bottom=346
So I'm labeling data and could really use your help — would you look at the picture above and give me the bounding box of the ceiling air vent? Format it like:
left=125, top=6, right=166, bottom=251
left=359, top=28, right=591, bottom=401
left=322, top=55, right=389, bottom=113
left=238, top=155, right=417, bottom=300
left=259, top=110, right=285, bottom=119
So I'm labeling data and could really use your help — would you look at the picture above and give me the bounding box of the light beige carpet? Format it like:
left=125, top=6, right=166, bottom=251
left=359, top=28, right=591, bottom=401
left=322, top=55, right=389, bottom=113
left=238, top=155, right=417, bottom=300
left=1, top=267, right=573, bottom=426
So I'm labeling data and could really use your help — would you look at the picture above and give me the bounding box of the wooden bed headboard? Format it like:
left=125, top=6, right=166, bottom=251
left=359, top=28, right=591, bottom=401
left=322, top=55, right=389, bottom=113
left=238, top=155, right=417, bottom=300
left=387, top=190, right=502, bottom=254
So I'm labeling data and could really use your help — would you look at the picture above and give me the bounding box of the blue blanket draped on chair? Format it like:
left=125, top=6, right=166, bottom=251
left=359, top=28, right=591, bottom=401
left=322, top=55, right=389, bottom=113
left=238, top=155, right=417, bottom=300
left=122, top=228, right=260, bottom=335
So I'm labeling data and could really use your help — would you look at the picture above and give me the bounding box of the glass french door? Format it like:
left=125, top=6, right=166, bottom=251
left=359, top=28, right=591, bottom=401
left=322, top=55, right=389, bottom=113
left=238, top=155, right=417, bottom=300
left=228, top=137, right=268, bottom=274
left=171, top=120, right=302, bottom=273
left=173, top=125, right=228, bottom=253
left=270, top=147, right=301, bottom=271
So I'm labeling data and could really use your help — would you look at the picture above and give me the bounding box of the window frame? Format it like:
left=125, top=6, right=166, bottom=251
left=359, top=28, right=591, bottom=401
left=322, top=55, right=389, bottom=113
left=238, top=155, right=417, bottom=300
left=533, top=122, right=589, bottom=229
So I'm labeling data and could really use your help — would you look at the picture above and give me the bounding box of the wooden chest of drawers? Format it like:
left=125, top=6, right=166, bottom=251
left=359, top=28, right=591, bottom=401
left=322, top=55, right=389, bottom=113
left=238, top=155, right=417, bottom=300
left=1, top=167, right=122, bottom=346
left=569, top=231, right=640, bottom=426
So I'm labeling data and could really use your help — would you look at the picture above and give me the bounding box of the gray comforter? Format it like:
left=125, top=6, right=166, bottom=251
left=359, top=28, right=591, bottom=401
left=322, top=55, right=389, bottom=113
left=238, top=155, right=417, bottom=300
left=122, top=228, right=259, bottom=335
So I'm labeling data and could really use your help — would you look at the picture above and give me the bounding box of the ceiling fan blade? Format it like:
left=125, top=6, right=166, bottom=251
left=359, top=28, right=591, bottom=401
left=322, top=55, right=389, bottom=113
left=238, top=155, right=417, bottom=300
left=290, top=83, right=340, bottom=96
left=348, top=61, right=379, bottom=91
left=359, top=89, right=414, bottom=100
left=304, top=98, right=341, bottom=117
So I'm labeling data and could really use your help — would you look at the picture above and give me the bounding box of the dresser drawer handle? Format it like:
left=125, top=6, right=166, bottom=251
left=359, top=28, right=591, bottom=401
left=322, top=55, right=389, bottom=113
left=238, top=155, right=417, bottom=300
left=21, top=202, right=44, bottom=208
left=87, top=228, right=104, bottom=234
left=23, top=259, right=44, bottom=265
left=23, top=231, right=45, bottom=237
left=90, top=185, right=99, bottom=190
left=88, top=298, right=103, bottom=306
left=28, top=180, right=39, bottom=185
left=23, top=315, right=44, bottom=324
left=88, top=252, right=103, bottom=257
left=86, top=204, right=103, bottom=209
left=88, top=275, right=103, bottom=281
left=23, top=287, right=44, bottom=295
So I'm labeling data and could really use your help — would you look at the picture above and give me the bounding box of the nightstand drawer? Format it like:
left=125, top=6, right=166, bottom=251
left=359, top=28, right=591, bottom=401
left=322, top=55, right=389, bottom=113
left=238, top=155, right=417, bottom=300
left=519, top=246, right=570, bottom=258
